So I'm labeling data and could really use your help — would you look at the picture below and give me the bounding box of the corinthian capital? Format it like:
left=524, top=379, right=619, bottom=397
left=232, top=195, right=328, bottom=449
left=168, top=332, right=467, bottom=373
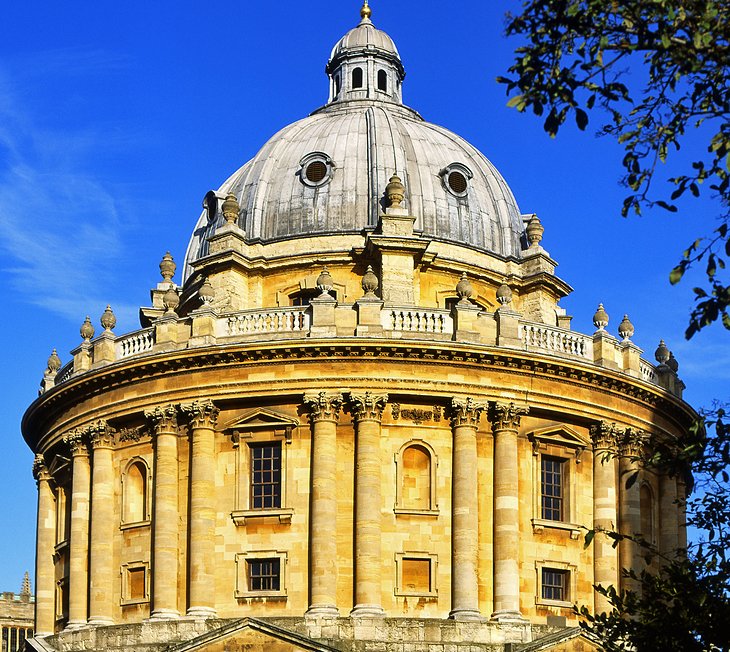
left=450, top=397, right=487, bottom=428
left=32, top=454, right=50, bottom=482
left=63, top=430, right=88, bottom=457
left=303, top=392, right=343, bottom=423
left=618, top=427, right=647, bottom=459
left=348, top=392, right=388, bottom=422
left=179, top=399, right=219, bottom=429
left=145, top=404, right=179, bottom=433
left=590, top=421, right=618, bottom=453
left=88, top=420, right=115, bottom=449
left=489, top=401, right=528, bottom=432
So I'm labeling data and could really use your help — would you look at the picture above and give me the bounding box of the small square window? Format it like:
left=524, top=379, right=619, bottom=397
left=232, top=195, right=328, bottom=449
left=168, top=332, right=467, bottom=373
left=235, top=551, right=287, bottom=599
left=395, top=552, right=438, bottom=597
left=121, top=562, right=149, bottom=605
left=535, top=560, right=575, bottom=608
left=248, top=558, right=280, bottom=592
left=541, top=568, right=568, bottom=602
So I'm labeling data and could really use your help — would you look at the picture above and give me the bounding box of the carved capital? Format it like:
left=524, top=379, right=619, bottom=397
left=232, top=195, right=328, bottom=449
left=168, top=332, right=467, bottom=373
left=88, top=420, right=115, bottom=449
left=179, top=399, right=219, bottom=429
left=618, top=427, right=647, bottom=459
left=145, top=404, right=179, bottom=433
left=450, top=397, right=487, bottom=429
left=489, top=401, right=528, bottom=432
left=303, top=392, right=343, bottom=423
left=348, top=392, right=388, bottom=423
left=32, top=454, right=50, bottom=482
left=590, top=421, right=619, bottom=453
left=63, top=430, right=88, bottom=457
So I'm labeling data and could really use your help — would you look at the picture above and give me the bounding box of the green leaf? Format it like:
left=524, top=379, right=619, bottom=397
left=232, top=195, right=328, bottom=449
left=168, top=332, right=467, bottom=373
left=723, top=312, right=730, bottom=330
left=575, top=108, right=588, bottom=130
left=670, top=265, right=685, bottom=285
left=584, top=529, right=595, bottom=548
left=506, top=94, right=525, bottom=109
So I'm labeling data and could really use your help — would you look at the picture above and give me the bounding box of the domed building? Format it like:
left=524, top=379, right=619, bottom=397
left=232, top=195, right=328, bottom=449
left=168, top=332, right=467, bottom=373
left=23, top=4, right=692, bottom=651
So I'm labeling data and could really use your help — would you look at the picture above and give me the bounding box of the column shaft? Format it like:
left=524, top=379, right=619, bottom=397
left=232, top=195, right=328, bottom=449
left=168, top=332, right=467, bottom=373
left=349, top=392, right=387, bottom=618
left=450, top=422, right=480, bottom=620
left=182, top=401, right=218, bottom=618
left=65, top=434, right=90, bottom=628
left=150, top=409, right=180, bottom=619
left=304, top=392, right=342, bottom=618
left=591, top=423, right=619, bottom=614
left=618, top=456, right=641, bottom=592
left=658, top=474, right=679, bottom=558
left=33, top=458, right=56, bottom=636
left=88, top=427, right=115, bottom=626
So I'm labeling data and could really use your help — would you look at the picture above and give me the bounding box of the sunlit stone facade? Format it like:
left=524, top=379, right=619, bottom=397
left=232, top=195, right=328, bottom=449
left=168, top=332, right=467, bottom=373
left=23, top=4, right=693, bottom=651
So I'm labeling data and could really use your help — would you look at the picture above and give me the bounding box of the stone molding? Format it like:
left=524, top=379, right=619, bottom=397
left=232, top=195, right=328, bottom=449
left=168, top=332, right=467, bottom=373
left=449, top=397, right=486, bottom=428
left=303, top=391, right=343, bottom=423
left=88, top=420, right=115, bottom=449
left=348, top=392, right=388, bottom=422
left=145, top=404, right=179, bottom=433
left=489, top=401, right=528, bottom=432
left=180, top=399, right=219, bottom=429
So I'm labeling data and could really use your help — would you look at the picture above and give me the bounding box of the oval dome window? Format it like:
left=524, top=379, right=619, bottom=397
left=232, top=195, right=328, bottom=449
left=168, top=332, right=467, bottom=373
left=305, top=160, right=328, bottom=184
left=448, top=171, right=468, bottom=194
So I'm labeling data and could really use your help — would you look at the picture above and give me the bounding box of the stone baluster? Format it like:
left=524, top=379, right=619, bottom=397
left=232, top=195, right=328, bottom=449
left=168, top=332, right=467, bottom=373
left=303, top=392, right=343, bottom=618
left=618, top=428, right=644, bottom=592
left=448, top=397, right=486, bottom=621
left=88, top=421, right=116, bottom=626
left=32, top=456, right=56, bottom=636
left=490, top=401, right=528, bottom=621
left=590, top=422, right=620, bottom=614
left=145, top=405, right=181, bottom=619
left=348, top=391, right=388, bottom=617
left=63, top=431, right=91, bottom=628
left=180, top=400, right=219, bottom=618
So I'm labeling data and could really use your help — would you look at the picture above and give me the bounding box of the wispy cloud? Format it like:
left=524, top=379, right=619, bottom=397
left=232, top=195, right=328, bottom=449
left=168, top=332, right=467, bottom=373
left=0, top=52, right=138, bottom=325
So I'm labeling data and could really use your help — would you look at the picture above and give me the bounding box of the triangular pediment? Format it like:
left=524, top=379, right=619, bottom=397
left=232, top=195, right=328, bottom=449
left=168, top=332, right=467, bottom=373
left=166, top=617, right=339, bottom=652
left=222, top=408, right=299, bottom=434
left=528, top=425, right=590, bottom=450
left=518, top=627, right=603, bottom=651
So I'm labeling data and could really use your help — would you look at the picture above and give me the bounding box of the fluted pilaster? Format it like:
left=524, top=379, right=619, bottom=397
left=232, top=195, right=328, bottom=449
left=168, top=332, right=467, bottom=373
left=33, top=456, right=56, bottom=636
left=490, top=401, right=528, bottom=622
left=349, top=391, right=387, bottom=618
left=146, top=404, right=181, bottom=620
left=303, top=392, right=343, bottom=618
left=448, top=397, right=486, bottom=621
left=591, top=421, right=620, bottom=614
left=180, top=400, right=219, bottom=618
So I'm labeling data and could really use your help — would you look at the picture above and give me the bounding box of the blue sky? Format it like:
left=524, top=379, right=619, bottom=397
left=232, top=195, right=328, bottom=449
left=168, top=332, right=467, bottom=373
left=0, top=1, right=726, bottom=591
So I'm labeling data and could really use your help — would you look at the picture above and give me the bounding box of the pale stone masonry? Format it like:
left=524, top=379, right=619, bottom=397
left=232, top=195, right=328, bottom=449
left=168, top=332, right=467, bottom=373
left=23, top=3, right=693, bottom=651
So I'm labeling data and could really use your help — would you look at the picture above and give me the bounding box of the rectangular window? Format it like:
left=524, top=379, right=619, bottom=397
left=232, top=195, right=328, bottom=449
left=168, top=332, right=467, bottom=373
left=541, top=456, right=564, bottom=521
left=247, top=558, right=281, bottom=592
left=250, top=443, right=281, bottom=509
left=541, top=568, right=568, bottom=602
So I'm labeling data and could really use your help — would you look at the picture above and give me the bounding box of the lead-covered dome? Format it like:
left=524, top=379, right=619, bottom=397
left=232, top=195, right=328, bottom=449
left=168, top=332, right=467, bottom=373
left=184, top=4, right=525, bottom=279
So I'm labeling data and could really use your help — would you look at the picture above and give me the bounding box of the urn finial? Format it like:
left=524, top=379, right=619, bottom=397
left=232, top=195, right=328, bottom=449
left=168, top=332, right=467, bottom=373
left=654, top=340, right=670, bottom=364
left=385, top=173, right=405, bottom=208
left=199, top=277, right=215, bottom=305
left=593, top=303, right=609, bottom=331
left=526, top=214, right=544, bottom=249
left=316, top=267, right=334, bottom=297
left=80, top=316, right=95, bottom=342
left=101, top=305, right=116, bottom=332
left=618, top=314, right=634, bottom=341
left=361, top=265, right=378, bottom=297
left=163, top=286, right=180, bottom=314
left=496, top=283, right=513, bottom=306
left=46, top=349, right=61, bottom=373
left=221, top=192, right=240, bottom=225
left=456, top=272, right=474, bottom=305
left=159, top=251, right=176, bottom=283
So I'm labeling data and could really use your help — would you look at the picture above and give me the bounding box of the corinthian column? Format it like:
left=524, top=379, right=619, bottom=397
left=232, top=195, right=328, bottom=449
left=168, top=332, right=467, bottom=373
left=145, top=405, right=180, bottom=619
left=618, top=427, right=644, bottom=592
left=490, top=401, right=528, bottom=621
left=590, top=421, right=619, bottom=614
left=33, top=455, right=56, bottom=636
left=180, top=399, right=219, bottom=618
left=348, top=391, right=388, bottom=618
left=449, top=397, right=486, bottom=621
left=88, top=421, right=116, bottom=626
left=64, top=431, right=90, bottom=629
left=303, top=392, right=343, bottom=618
left=658, top=473, right=679, bottom=557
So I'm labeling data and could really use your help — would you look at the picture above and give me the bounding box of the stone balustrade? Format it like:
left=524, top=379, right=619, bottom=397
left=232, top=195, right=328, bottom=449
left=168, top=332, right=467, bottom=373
left=41, top=302, right=677, bottom=395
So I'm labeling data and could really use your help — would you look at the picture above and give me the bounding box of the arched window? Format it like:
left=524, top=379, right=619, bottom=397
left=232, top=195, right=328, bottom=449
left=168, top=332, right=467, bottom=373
left=395, top=440, right=438, bottom=514
left=377, top=70, right=387, bottom=92
left=352, top=67, right=363, bottom=89
left=122, top=459, right=150, bottom=525
left=640, top=484, right=655, bottom=542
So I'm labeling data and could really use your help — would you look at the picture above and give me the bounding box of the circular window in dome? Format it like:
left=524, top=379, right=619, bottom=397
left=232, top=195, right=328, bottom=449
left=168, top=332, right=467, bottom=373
left=299, top=152, right=335, bottom=188
left=440, top=163, right=473, bottom=197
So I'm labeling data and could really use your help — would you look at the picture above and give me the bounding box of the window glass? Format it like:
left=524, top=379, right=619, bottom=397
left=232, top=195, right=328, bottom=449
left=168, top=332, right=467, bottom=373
left=377, top=69, right=387, bottom=91
left=248, top=558, right=280, bottom=591
left=541, top=456, right=564, bottom=521
left=352, top=67, right=363, bottom=88
left=542, top=568, right=568, bottom=601
left=250, top=443, right=282, bottom=509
